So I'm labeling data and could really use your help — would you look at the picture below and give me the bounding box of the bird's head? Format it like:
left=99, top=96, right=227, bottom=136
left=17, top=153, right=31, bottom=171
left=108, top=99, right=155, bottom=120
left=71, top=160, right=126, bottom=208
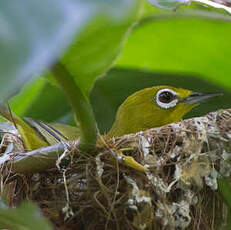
left=108, top=85, right=221, bottom=137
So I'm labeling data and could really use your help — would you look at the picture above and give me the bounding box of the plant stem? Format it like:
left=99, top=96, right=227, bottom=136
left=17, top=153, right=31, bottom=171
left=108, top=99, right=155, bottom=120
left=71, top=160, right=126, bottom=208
left=51, top=62, right=97, bottom=151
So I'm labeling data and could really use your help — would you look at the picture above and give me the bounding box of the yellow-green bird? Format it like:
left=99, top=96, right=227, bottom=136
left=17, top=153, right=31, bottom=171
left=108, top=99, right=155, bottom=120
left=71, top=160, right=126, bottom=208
left=0, top=85, right=221, bottom=151
left=108, top=85, right=221, bottom=137
left=0, top=104, right=79, bottom=150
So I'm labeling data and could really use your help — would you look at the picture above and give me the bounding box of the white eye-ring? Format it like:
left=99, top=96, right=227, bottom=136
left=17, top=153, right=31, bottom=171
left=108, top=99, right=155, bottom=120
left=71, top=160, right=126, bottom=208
left=155, top=88, right=178, bottom=109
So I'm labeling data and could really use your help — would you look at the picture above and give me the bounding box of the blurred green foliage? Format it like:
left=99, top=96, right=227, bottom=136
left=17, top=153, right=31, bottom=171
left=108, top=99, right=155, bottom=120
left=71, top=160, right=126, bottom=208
left=0, top=202, right=52, bottom=230
left=0, top=0, right=139, bottom=100
left=117, top=17, right=231, bottom=89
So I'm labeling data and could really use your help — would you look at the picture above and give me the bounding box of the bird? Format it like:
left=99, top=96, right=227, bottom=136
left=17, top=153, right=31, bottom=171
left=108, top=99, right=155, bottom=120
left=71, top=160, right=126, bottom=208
left=0, top=104, right=79, bottom=151
left=107, top=85, right=221, bottom=137
left=0, top=85, right=221, bottom=151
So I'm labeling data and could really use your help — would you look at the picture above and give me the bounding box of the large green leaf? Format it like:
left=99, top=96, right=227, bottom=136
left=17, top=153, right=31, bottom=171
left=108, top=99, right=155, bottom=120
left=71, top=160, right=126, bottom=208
left=61, top=0, right=141, bottom=94
left=0, top=202, right=52, bottom=230
left=9, top=77, right=46, bottom=116
left=22, top=82, right=72, bottom=123
left=116, top=15, right=231, bottom=90
left=9, top=79, right=74, bottom=124
left=7, top=77, right=71, bottom=124
left=0, top=0, right=139, bottom=101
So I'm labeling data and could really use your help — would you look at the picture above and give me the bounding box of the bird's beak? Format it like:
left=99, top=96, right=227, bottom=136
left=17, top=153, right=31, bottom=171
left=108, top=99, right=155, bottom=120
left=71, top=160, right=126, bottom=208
left=183, top=92, right=223, bottom=104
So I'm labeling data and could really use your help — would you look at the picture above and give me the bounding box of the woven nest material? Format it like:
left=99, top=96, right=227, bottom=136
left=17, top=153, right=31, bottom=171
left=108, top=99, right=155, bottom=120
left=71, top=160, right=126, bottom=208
left=1, top=109, right=231, bottom=230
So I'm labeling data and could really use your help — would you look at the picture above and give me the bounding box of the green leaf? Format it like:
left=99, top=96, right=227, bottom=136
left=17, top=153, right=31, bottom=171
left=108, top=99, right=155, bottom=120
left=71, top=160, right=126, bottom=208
left=0, top=202, right=52, bottom=230
left=9, top=77, right=46, bottom=117
left=22, top=81, right=71, bottom=123
left=117, top=15, right=231, bottom=90
left=90, top=68, right=231, bottom=133
left=0, top=77, right=46, bottom=122
left=8, top=77, right=72, bottom=124
left=61, top=0, right=141, bottom=94
left=9, top=78, right=74, bottom=124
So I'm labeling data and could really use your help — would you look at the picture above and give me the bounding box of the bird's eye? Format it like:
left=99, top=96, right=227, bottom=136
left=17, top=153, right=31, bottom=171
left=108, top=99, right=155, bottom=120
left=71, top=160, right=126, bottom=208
left=158, top=91, right=174, bottom=103
left=155, top=88, right=178, bottom=109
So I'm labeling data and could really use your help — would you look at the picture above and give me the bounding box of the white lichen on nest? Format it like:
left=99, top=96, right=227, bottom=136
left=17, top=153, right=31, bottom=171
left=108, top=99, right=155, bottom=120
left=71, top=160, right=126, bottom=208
left=124, top=174, right=151, bottom=209
left=95, top=153, right=104, bottom=178
left=0, top=123, right=24, bottom=165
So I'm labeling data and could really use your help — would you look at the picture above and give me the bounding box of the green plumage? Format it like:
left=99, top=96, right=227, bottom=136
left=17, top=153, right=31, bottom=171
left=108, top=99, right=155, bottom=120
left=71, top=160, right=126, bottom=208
left=108, top=86, right=194, bottom=137
left=0, top=104, right=79, bottom=151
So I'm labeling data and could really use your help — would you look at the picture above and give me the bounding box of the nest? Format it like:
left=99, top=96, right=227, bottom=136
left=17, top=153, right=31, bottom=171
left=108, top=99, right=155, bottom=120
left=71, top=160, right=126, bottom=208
left=1, top=109, right=231, bottom=230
